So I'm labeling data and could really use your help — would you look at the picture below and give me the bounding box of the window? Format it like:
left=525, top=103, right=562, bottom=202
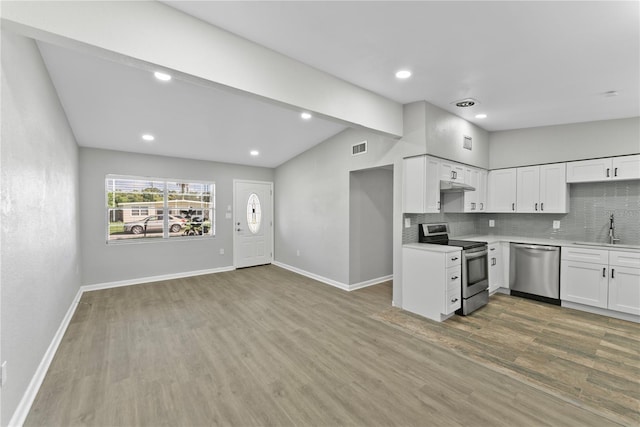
left=246, top=193, right=262, bottom=234
left=106, top=175, right=215, bottom=242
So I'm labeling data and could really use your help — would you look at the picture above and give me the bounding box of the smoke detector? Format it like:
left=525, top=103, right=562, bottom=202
left=452, top=98, right=480, bottom=108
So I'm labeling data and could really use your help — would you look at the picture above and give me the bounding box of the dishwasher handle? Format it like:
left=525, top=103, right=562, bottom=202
left=511, top=243, right=560, bottom=251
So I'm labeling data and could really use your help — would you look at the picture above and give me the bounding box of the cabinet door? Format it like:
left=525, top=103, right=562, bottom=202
left=424, top=157, right=441, bottom=213
left=403, top=156, right=426, bottom=213
left=487, top=169, right=517, bottom=212
left=612, top=155, right=640, bottom=181
left=439, top=161, right=464, bottom=182
left=566, top=158, right=612, bottom=183
left=560, top=260, right=608, bottom=308
left=488, top=243, right=503, bottom=293
left=477, top=169, right=488, bottom=212
left=516, top=166, right=540, bottom=213
left=539, top=163, right=569, bottom=213
left=608, top=266, right=640, bottom=315
left=464, top=167, right=479, bottom=211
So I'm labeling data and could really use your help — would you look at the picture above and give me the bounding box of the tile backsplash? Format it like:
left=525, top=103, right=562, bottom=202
left=403, top=180, right=640, bottom=245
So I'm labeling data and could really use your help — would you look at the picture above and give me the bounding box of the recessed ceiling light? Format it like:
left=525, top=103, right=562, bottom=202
left=301, top=112, right=312, bottom=120
left=250, top=150, right=259, bottom=156
left=475, top=114, right=487, bottom=119
left=142, top=134, right=155, bottom=141
left=453, top=98, right=479, bottom=108
left=395, top=70, right=412, bottom=79
left=154, top=71, right=172, bottom=81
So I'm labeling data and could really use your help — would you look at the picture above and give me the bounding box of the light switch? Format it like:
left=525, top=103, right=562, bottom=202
left=553, top=220, right=561, bottom=229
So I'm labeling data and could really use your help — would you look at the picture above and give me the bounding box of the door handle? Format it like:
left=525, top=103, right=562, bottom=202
left=535, top=202, right=538, bottom=211
left=541, top=202, right=544, bottom=211
left=237, top=228, right=242, bottom=232
left=512, top=203, right=515, bottom=211
left=437, top=200, right=441, bottom=211
left=451, top=257, right=458, bottom=261
left=451, top=276, right=459, bottom=280
left=611, top=268, right=615, bottom=279
left=480, top=203, right=484, bottom=210
left=451, top=298, right=458, bottom=303
left=491, top=258, right=496, bottom=266
left=606, top=168, right=610, bottom=177
left=614, top=167, right=618, bottom=177
left=602, top=267, right=606, bottom=278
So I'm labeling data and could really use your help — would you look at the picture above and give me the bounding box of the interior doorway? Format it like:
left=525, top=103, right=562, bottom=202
left=349, top=165, right=394, bottom=290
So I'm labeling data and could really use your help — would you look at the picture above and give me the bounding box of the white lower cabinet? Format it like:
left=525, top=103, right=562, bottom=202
left=488, top=243, right=503, bottom=293
left=402, top=246, right=461, bottom=322
left=561, top=247, right=640, bottom=315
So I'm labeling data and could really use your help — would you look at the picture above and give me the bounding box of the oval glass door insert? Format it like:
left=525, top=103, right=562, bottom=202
left=246, top=193, right=262, bottom=234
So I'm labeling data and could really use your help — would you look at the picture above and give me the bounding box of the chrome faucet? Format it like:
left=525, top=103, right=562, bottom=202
left=609, top=214, right=621, bottom=245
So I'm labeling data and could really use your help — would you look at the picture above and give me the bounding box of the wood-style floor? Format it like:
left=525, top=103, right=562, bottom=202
left=26, top=265, right=636, bottom=426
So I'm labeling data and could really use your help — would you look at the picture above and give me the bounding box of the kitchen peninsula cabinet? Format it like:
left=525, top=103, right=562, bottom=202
left=566, top=154, right=640, bottom=183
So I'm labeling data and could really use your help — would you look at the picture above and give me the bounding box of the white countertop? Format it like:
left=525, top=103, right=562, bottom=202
left=403, top=243, right=462, bottom=253
left=452, top=234, right=640, bottom=252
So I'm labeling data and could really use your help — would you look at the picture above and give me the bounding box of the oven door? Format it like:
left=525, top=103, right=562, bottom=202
left=462, top=247, right=489, bottom=298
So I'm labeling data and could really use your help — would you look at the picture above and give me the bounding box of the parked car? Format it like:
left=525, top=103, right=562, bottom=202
left=123, top=215, right=186, bottom=234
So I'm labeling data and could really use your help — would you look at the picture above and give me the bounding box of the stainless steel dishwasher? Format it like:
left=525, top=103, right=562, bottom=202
left=509, top=243, right=561, bottom=305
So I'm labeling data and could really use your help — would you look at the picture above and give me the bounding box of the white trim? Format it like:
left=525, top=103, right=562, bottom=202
left=348, top=275, right=393, bottom=291
left=82, top=266, right=235, bottom=292
left=561, top=301, right=640, bottom=323
left=272, top=261, right=351, bottom=291
left=9, top=288, right=83, bottom=427
left=8, top=266, right=235, bottom=426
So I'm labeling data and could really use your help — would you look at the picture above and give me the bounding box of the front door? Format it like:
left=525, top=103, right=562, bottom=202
left=233, top=180, right=273, bottom=268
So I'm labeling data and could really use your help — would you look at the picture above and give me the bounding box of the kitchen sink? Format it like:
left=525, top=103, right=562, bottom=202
left=572, top=242, right=640, bottom=250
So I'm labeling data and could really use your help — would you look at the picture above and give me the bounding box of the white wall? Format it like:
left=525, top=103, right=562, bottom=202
left=489, top=117, right=640, bottom=169
left=1, top=31, right=82, bottom=427
left=349, top=168, right=393, bottom=285
left=403, top=101, right=490, bottom=169
left=79, top=148, right=273, bottom=286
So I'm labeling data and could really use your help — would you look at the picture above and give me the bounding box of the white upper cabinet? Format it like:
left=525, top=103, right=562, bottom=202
left=487, top=168, right=517, bottom=212
left=402, top=156, right=441, bottom=213
left=566, top=155, right=640, bottom=183
left=477, top=169, right=488, bottom=212
left=439, top=161, right=465, bottom=183
left=464, top=167, right=479, bottom=211
left=539, top=163, right=570, bottom=213
left=516, top=166, right=540, bottom=213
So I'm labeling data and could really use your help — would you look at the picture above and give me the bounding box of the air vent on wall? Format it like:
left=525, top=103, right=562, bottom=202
left=352, top=140, right=367, bottom=156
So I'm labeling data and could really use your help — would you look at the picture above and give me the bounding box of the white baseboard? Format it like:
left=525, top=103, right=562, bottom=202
left=348, top=275, right=393, bottom=291
left=272, top=262, right=391, bottom=292
left=81, top=266, right=235, bottom=292
left=272, top=261, right=350, bottom=291
left=9, top=287, right=83, bottom=427
left=9, top=266, right=235, bottom=427
left=562, top=301, right=640, bottom=323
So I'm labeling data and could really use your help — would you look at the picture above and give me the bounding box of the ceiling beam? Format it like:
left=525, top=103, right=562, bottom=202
left=1, top=1, right=403, bottom=138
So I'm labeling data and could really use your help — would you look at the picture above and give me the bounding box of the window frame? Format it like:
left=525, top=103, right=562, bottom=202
left=105, top=174, right=215, bottom=244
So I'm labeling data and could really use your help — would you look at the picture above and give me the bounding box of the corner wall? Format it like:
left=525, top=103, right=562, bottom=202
left=1, top=31, right=82, bottom=426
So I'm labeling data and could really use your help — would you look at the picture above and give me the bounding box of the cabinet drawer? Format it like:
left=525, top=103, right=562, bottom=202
left=609, top=251, right=640, bottom=268
left=562, top=247, right=608, bottom=264
left=447, top=265, right=462, bottom=287
left=446, top=252, right=462, bottom=268
left=445, top=287, right=461, bottom=314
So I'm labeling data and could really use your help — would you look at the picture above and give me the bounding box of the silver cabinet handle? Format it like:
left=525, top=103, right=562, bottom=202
left=611, top=268, right=615, bottom=279
left=437, top=200, right=441, bottom=211
left=237, top=228, right=242, bottom=232
left=535, top=202, right=538, bottom=211
left=451, top=276, right=459, bottom=280
left=606, top=168, right=610, bottom=177
left=451, top=257, right=458, bottom=261
left=614, top=167, right=618, bottom=177
left=490, top=247, right=496, bottom=251
left=480, top=202, right=484, bottom=210
left=512, top=203, right=515, bottom=211
left=491, top=258, right=497, bottom=266
left=602, top=267, right=606, bottom=277
left=451, top=298, right=458, bottom=303
left=541, top=202, right=544, bottom=211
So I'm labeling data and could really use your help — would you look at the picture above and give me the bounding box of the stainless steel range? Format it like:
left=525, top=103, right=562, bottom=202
left=419, top=223, right=489, bottom=315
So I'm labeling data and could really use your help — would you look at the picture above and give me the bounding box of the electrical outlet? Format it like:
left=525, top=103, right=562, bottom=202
left=404, top=217, right=411, bottom=228
left=296, top=250, right=300, bottom=257
left=489, top=219, right=495, bottom=227
left=219, top=248, right=224, bottom=255
left=225, top=212, right=232, bottom=219
left=553, top=220, right=561, bottom=229
left=1, top=361, right=7, bottom=387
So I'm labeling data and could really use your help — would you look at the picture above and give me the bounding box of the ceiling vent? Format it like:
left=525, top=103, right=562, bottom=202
left=352, top=140, right=367, bottom=156
left=452, top=98, right=480, bottom=108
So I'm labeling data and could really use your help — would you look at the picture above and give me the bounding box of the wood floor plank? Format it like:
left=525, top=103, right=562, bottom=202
left=25, top=265, right=633, bottom=426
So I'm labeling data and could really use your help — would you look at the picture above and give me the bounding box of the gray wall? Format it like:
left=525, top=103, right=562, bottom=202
left=79, top=148, right=273, bottom=285
left=1, top=31, right=82, bottom=426
left=349, top=168, right=393, bottom=285
left=489, top=117, right=640, bottom=169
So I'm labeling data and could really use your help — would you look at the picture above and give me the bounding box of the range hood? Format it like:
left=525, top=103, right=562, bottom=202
left=440, top=180, right=476, bottom=192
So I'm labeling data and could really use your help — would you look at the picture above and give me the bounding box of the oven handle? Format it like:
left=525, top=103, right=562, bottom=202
left=464, top=250, right=488, bottom=260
